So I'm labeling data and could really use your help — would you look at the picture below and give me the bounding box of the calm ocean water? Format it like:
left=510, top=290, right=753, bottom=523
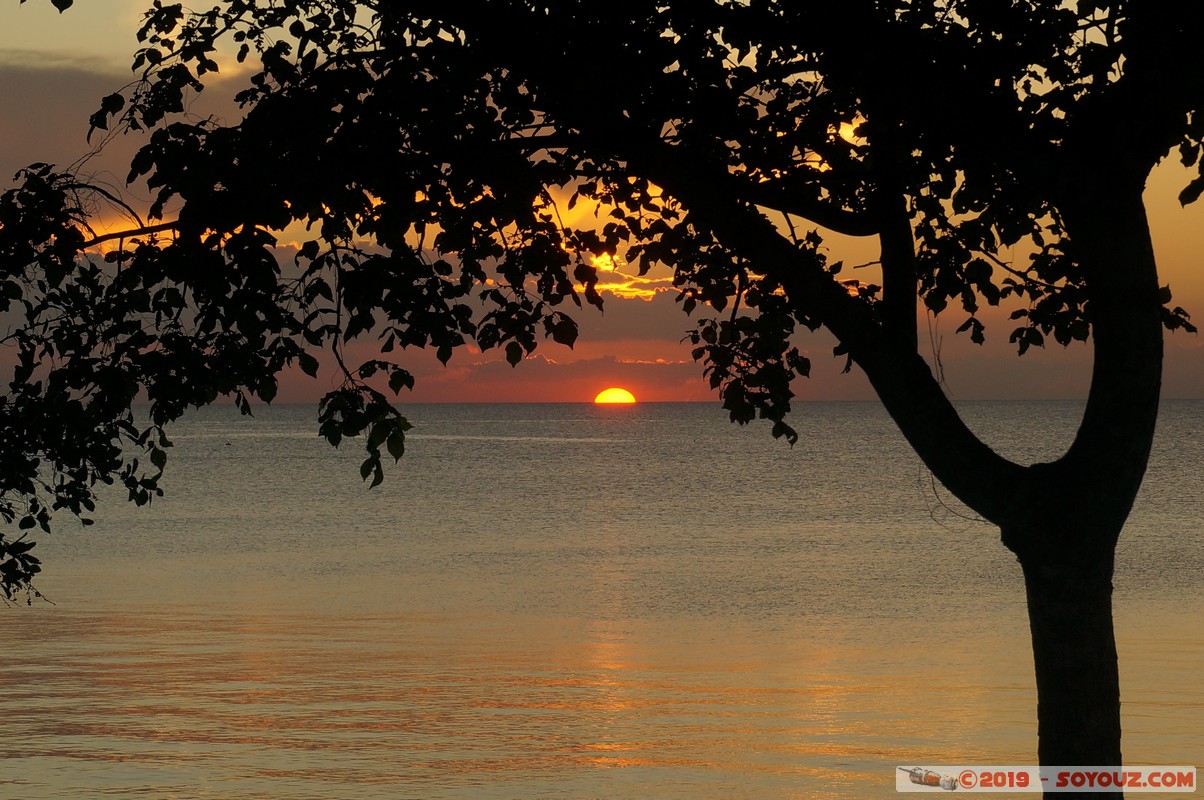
left=2, top=401, right=1201, bottom=799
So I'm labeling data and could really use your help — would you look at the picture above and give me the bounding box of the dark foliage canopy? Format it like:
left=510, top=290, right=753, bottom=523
left=2, top=0, right=1202, bottom=600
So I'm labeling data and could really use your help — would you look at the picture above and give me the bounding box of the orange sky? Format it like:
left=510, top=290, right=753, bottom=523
left=1, top=2, right=1200, bottom=403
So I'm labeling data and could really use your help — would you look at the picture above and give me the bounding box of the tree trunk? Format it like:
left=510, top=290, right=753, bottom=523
left=624, top=71, right=1164, bottom=796
left=1014, top=531, right=1123, bottom=797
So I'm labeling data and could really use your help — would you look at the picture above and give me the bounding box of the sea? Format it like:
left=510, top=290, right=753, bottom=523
left=1, top=400, right=1201, bottom=799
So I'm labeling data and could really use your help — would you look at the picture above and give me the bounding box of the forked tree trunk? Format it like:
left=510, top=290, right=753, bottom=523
left=638, top=85, right=1163, bottom=798
left=869, top=181, right=1160, bottom=796
left=997, top=181, right=1163, bottom=798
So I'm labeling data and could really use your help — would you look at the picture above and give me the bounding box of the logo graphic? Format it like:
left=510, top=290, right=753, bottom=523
left=899, top=767, right=960, bottom=791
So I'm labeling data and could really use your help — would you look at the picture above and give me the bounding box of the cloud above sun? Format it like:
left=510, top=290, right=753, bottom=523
left=589, top=252, right=675, bottom=301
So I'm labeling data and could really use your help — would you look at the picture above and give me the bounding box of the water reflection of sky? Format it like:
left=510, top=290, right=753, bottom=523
left=2, top=402, right=1201, bottom=798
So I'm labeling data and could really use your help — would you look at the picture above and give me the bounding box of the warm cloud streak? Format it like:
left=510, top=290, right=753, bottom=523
left=589, top=253, right=674, bottom=301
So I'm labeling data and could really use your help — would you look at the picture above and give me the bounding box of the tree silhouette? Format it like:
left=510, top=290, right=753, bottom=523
left=3, top=0, right=1202, bottom=787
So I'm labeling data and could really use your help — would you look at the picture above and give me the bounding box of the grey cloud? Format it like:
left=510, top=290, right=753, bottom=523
left=0, top=60, right=136, bottom=182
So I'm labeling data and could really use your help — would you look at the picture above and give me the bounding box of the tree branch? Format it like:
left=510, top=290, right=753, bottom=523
left=81, top=221, right=178, bottom=250
left=64, top=181, right=149, bottom=230
left=735, top=179, right=879, bottom=237
left=623, top=139, right=1027, bottom=523
left=870, top=119, right=918, bottom=352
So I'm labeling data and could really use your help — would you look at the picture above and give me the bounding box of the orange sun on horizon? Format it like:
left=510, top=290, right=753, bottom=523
left=593, top=387, right=637, bottom=404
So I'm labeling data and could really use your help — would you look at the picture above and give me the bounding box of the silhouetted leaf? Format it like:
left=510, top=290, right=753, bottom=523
left=505, top=341, right=524, bottom=366
left=1179, top=176, right=1204, bottom=206
left=298, top=352, right=319, bottom=377
left=388, top=368, right=414, bottom=395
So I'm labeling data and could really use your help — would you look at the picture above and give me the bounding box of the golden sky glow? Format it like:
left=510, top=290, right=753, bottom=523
left=0, top=7, right=1200, bottom=402
left=587, top=253, right=667, bottom=301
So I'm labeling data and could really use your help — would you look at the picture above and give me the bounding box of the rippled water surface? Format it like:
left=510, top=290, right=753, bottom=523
left=2, top=401, right=1201, bottom=798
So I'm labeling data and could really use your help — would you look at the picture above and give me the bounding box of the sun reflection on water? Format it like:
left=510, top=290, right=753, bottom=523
left=2, top=402, right=1201, bottom=798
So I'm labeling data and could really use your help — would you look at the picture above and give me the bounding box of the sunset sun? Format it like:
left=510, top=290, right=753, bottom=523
left=593, top=387, right=637, bottom=404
